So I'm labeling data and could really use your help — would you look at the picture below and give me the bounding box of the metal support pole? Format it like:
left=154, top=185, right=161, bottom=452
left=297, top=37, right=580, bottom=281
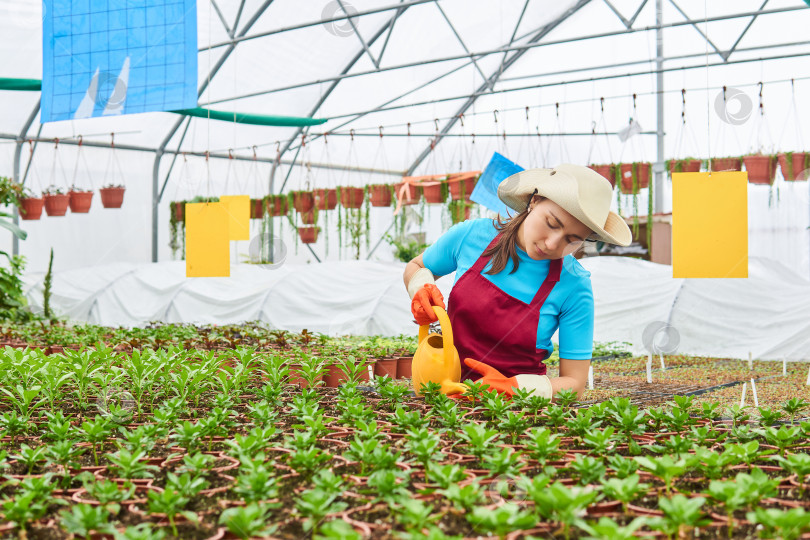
left=11, top=100, right=41, bottom=257
left=655, top=0, right=665, bottom=214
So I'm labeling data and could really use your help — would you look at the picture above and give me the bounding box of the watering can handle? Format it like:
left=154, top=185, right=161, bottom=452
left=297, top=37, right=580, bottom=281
left=418, top=306, right=455, bottom=371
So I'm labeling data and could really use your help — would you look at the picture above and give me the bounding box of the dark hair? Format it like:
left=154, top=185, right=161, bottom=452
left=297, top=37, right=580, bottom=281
left=482, top=195, right=542, bottom=275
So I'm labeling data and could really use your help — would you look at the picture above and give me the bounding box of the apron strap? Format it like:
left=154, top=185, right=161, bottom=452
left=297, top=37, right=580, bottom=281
left=469, top=236, right=501, bottom=274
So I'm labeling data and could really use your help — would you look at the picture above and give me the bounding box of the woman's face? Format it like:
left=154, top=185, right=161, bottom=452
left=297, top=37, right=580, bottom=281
left=517, top=197, right=594, bottom=260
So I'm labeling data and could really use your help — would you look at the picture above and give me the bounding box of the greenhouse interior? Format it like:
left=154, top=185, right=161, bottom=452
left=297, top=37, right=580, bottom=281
left=1, top=0, right=810, bottom=538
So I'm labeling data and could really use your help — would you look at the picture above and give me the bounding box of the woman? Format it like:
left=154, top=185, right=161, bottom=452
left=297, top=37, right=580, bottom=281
left=403, top=164, right=631, bottom=400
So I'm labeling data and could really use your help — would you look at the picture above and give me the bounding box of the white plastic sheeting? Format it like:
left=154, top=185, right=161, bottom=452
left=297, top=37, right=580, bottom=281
left=23, top=255, right=810, bottom=361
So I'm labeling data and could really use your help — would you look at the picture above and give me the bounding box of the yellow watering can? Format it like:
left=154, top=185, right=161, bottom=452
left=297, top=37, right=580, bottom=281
left=412, top=306, right=468, bottom=396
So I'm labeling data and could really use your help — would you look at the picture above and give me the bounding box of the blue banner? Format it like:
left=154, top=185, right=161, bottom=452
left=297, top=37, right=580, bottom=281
left=42, top=0, right=198, bottom=122
left=470, top=152, right=524, bottom=216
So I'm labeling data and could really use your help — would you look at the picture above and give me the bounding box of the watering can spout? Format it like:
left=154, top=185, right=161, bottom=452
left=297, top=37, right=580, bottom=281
left=412, top=306, right=467, bottom=396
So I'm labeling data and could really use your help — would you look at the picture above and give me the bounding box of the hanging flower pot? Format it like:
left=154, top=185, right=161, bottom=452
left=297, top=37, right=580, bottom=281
left=170, top=201, right=185, bottom=222
left=68, top=189, right=93, bottom=213
left=448, top=172, right=479, bottom=201
left=300, top=209, right=317, bottom=225
left=19, top=197, right=44, bottom=220
left=777, top=152, right=809, bottom=181
left=368, top=184, right=393, bottom=207
left=588, top=164, right=615, bottom=187
left=314, top=188, right=338, bottom=210
left=421, top=181, right=446, bottom=204
left=667, top=158, right=701, bottom=174
left=266, top=195, right=289, bottom=217
left=710, top=157, right=742, bottom=171
left=743, top=154, right=777, bottom=185
left=618, top=162, right=651, bottom=194
left=292, top=190, right=315, bottom=213
left=393, top=181, right=420, bottom=205
left=298, top=226, right=320, bottom=244
left=339, top=186, right=365, bottom=209
left=249, top=198, right=264, bottom=219
left=99, top=186, right=125, bottom=208
left=43, top=192, right=70, bottom=216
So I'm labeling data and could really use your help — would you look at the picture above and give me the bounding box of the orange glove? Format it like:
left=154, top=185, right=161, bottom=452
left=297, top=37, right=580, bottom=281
left=460, top=358, right=553, bottom=399
left=411, top=284, right=446, bottom=326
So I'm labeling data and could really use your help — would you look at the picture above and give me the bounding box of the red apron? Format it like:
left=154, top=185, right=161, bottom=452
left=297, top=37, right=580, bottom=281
left=447, top=235, right=562, bottom=381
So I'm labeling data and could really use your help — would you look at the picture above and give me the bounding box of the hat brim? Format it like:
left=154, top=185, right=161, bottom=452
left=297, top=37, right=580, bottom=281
left=498, top=168, right=633, bottom=247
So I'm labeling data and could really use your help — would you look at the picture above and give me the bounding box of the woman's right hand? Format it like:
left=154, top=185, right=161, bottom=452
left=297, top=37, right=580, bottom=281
left=411, top=284, right=445, bottom=326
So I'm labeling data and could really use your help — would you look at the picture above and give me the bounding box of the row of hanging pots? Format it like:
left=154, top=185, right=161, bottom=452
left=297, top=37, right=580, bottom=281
left=588, top=163, right=651, bottom=194
left=18, top=187, right=126, bottom=220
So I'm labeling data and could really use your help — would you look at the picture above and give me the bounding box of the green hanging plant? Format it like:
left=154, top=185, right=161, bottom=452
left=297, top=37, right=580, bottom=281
left=168, top=200, right=185, bottom=260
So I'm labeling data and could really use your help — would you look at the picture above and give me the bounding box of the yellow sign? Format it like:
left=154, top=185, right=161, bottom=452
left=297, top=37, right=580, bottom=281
left=219, top=195, right=250, bottom=241
left=185, top=202, right=230, bottom=277
left=672, top=171, right=748, bottom=278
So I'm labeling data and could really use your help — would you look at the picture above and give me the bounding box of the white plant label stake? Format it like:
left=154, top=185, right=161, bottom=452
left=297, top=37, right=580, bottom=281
left=748, top=351, right=753, bottom=370
left=588, top=365, right=594, bottom=390
left=739, top=382, right=747, bottom=407
left=659, top=353, right=666, bottom=372
left=646, top=353, right=653, bottom=384
left=783, top=357, right=787, bottom=377
left=750, top=378, right=759, bottom=408
left=806, top=364, right=810, bottom=386
left=367, top=365, right=374, bottom=381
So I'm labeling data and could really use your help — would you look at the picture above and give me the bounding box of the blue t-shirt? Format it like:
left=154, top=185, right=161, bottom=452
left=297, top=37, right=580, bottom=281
left=422, top=218, right=594, bottom=360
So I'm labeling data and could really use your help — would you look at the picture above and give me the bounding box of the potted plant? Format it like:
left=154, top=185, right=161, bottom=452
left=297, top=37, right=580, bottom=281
left=385, top=234, right=429, bottom=263
left=588, top=164, right=616, bottom=187
left=99, top=184, right=125, bottom=208
left=338, top=186, right=364, bottom=209
left=666, top=158, right=701, bottom=174
left=169, top=200, right=185, bottom=259
left=448, top=172, right=479, bottom=201
left=420, top=177, right=448, bottom=204
left=709, top=156, right=742, bottom=172
left=17, top=186, right=44, bottom=221
left=314, top=188, right=337, bottom=210
left=743, top=153, right=778, bottom=185
left=249, top=198, right=264, bottom=219
left=777, top=151, right=810, bottom=181
left=615, top=162, right=651, bottom=194
left=266, top=194, right=288, bottom=217
left=68, top=186, right=93, bottom=213
left=43, top=186, right=70, bottom=216
left=368, top=184, right=393, bottom=207
left=298, top=226, right=320, bottom=244
left=290, top=190, right=315, bottom=213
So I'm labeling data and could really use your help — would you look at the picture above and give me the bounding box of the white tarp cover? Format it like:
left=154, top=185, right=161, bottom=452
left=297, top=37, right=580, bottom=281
left=23, top=255, right=810, bottom=361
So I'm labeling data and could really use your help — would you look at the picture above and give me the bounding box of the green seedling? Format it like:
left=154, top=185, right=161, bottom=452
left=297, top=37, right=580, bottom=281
left=634, top=455, right=690, bottom=494
left=59, top=503, right=116, bottom=540
left=296, top=488, right=347, bottom=537
left=530, top=481, right=601, bottom=540
left=583, top=426, right=618, bottom=455
left=606, top=454, right=639, bottom=479
left=466, top=502, right=536, bottom=540
left=602, top=474, right=649, bottom=513
left=146, top=487, right=196, bottom=537
left=233, top=465, right=280, bottom=503
left=105, top=449, right=159, bottom=480
left=525, top=426, right=564, bottom=463
left=576, top=516, right=649, bottom=540
left=648, top=494, right=709, bottom=540
left=440, top=481, right=485, bottom=511
left=218, top=502, right=278, bottom=539
left=746, top=507, right=810, bottom=540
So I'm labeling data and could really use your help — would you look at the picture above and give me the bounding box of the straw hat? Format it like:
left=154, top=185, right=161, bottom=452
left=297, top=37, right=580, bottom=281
left=498, top=164, right=632, bottom=247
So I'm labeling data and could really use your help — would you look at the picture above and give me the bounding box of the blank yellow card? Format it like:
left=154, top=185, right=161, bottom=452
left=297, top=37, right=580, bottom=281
left=185, top=202, right=230, bottom=277
left=672, top=171, right=748, bottom=278
left=219, top=195, right=250, bottom=241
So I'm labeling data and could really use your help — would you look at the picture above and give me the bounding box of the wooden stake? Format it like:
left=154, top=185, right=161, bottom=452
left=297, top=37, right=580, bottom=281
left=750, top=378, right=759, bottom=408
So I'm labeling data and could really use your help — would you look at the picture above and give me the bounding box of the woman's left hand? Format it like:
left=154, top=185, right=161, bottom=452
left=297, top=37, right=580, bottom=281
left=460, top=358, right=553, bottom=399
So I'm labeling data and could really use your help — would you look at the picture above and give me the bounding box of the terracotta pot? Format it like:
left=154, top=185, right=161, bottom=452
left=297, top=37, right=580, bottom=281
left=373, top=357, right=398, bottom=379
left=369, top=185, right=392, bottom=207
left=299, top=209, right=317, bottom=225
left=743, top=154, right=777, bottom=184
left=618, top=162, right=651, bottom=194
left=200, top=452, right=240, bottom=473
left=340, top=503, right=384, bottom=535
left=267, top=196, right=288, bottom=217
left=19, top=197, right=45, bottom=220
left=287, top=363, right=322, bottom=387
left=421, top=182, right=445, bottom=203
left=297, top=226, right=319, bottom=244
left=292, top=191, right=315, bottom=213
left=778, top=152, right=809, bottom=181
left=72, top=484, right=162, bottom=506
left=448, top=172, right=478, bottom=201
left=339, top=187, right=365, bottom=209
left=711, top=157, right=742, bottom=171
left=44, top=193, right=70, bottom=216
left=324, top=364, right=348, bottom=387
left=505, top=525, right=554, bottom=540
left=396, top=356, right=412, bottom=379
left=393, top=181, right=420, bottom=205
left=314, top=188, right=338, bottom=210
left=99, top=187, right=125, bottom=208
left=626, top=502, right=664, bottom=517
left=586, top=499, right=623, bottom=517
left=249, top=198, right=264, bottom=219
left=69, top=190, right=93, bottom=213
left=669, top=159, right=702, bottom=174
left=171, top=201, right=184, bottom=221
left=204, top=526, right=284, bottom=540
left=588, top=164, right=615, bottom=187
